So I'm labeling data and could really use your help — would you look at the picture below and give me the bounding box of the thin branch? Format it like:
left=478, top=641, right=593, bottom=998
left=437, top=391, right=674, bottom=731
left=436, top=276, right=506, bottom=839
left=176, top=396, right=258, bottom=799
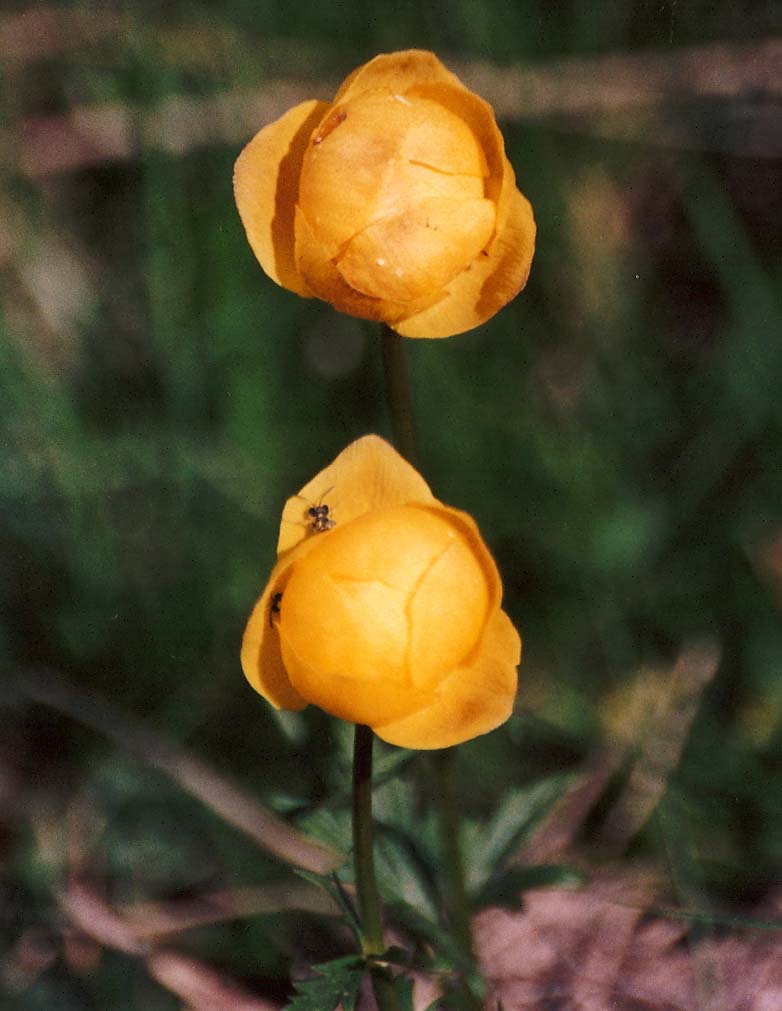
left=5, top=39, right=780, bottom=178
left=120, top=883, right=340, bottom=940
left=14, top=667, right=343, bottom=875
left=61, top=877, right=279, bottom=1011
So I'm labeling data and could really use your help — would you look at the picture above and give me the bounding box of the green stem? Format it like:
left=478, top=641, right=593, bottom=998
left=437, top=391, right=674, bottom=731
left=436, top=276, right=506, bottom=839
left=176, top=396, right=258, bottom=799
left=381, top=324, right=420, bottom=469
left=352, top=724, right=400, bottom=1011
left=380, top=324, right=480, bottom=1010
left=432, top=749, right=475, bottom=965
left=352, top=723, right=384, bottom=955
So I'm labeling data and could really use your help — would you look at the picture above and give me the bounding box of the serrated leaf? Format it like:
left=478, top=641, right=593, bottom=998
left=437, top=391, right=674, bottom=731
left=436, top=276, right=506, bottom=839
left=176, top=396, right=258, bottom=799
left=284, top=955, right=365, bottom=1011
left=297, top=805, right=353, bottom=855
left=374, top=828, right=440, bottom=921
left=374, top=777, right=440, bottom=867
left=466, top=773, right=575, bottom=892
left=474, top=864, right=584, bottom=911
left=295, top=870, right=363, bottom=944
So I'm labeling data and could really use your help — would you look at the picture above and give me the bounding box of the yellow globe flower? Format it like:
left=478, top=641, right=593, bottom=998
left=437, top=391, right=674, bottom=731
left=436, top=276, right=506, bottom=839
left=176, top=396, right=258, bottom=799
left=234, top=50, right=536, bottom=339
left=241, top=436, right=520, bottom=748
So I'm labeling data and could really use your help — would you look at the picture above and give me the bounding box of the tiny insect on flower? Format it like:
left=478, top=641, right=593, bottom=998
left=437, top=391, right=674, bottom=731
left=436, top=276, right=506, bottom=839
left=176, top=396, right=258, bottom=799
left=287, top=488, right=337, bottom=533
left=307, top=503, right=335, bottom=532
left=241, top=436, right=521, bottom=749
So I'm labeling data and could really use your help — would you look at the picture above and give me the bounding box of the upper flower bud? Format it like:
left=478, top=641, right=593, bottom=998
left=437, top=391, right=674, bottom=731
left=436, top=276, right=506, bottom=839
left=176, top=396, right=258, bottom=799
left=234, top=51, right=536, bottom=338
left=241, top=436, right=521, bottom=748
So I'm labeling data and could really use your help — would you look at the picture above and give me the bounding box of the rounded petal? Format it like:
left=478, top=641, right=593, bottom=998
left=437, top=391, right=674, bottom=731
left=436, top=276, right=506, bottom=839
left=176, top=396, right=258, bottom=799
left=279, top=632, right=428, bottom=725
left=293, top=206, right=445, bottom=326
left=336, top=197, right=495, bottom=302
left=373, top=609, right=521, bottom=749
left=332, top=50, right=463, bottom=106
left=277, top=435, right=436, bottom=555
left=434, top=504, right=504, bottom=615
left=240, top=555, right=307, bottom=710
left=396, top=96, right=489, bottom=177
left=277, top=503, right=495, bottom=726
left=407, top=530, right=492, bottom=690
left=233, top=99, right=329, bottom=295
left=298, top=92, right=416, bottom=257
left=407, top=81, right=505, bottom=201
left=395, top=172, right=536, bottom=339
left=298, top=88, right=491, bottom=261
left=374, top=160, right=486, bottom=214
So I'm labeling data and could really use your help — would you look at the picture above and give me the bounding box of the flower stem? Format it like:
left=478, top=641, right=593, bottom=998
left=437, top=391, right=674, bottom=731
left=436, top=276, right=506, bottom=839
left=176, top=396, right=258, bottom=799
left=352, top=723, right=384, bottom=956
left=431, top=750, right=482, bottom=1010
left=380, top=324, right=480, bottom=1009
left=381, top=324, right=420, bottom=469
left=353, top=723, right=400, bottom=1011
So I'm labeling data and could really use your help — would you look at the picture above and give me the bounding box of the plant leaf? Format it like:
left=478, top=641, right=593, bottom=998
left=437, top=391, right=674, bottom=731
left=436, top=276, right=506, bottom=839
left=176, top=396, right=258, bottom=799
left=474, top=864, right=584, bottom=911
left=466, top=773, right=574, bottom=892
left=294, top=870, right=363, bottom=944
left=284, top=955, right=365, bottom=1011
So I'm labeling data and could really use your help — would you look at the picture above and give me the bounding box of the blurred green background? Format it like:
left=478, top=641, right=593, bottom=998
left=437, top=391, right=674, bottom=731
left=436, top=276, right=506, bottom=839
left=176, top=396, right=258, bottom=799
left=1, top=2, right=781, bottom=1008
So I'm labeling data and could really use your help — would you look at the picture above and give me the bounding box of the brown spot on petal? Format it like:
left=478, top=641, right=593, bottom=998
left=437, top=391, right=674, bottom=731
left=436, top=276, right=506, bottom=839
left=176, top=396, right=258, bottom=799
left=312, top=107, right=347, bottom=145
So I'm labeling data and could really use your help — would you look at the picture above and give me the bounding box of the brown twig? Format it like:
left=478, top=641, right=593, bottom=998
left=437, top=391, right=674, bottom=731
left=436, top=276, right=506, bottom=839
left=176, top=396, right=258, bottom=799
left=519, top=639, right=720, bottom=864
left=598, top=639, right=721, bottom=854
left=4, top=38, right=780, bottom=178
left=61, top=876, right=279, bottom=1011
left=16, top=667, right=343, bottom=875
left=120, top=883, right=340, bottom=940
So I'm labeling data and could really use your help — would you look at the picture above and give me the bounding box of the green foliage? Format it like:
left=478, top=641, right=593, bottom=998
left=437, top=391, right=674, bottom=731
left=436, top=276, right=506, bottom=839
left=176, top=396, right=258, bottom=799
left=295, top=870, right=363, bottom=945
left=463, top=773, right=575, bottom=893
left=473, top=865, right=584, bottom=912
left=284, top=955, right=365, bottom=1011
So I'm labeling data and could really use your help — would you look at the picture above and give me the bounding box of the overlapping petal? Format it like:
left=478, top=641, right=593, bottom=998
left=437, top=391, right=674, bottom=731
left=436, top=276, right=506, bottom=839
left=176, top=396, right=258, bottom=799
left=242, top=436, right=521, bottom=749
left=332, top=49, right=463, bottom=105
left=277, top=433, right=435, bottom=554
left=240, top=554, right=306, bottom=710
left=233, top=99, right=327, bottom=295
left=234, top=50, right=535, bottom=338
left=375, top=610, right=520, bottom=749
left=396, top=174, right=535, bottom=339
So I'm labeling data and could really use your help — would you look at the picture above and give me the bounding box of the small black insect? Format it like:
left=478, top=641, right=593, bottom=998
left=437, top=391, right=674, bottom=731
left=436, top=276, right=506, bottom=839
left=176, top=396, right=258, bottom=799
left=307, top=501, right=335, bottom=533
left=293, top=487, right=336, bottom=533
left=269, top=591, right=283, bottom=627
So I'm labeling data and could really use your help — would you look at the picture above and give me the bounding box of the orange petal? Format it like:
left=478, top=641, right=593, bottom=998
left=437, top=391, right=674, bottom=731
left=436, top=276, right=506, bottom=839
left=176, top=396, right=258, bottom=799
left=293, top=206, right=445, bottom=327
left=373, top=609, right=521, bottom=749
left=435, top=504, right=503, bottom=614
left=407, top=528, right=492, bottom=690
left=374, top=161, right=485, bottom=216
left=298, top=89, right=490, bottom=261
left=395, top=167, right=536, bottom=339
left=298, top=91, right=415, bottom=258
left=332, top=50, right=462, bottom=106
left=234, top=99, right=328, bottom=295
left=397, top=95, right=489, bottom=177
left=240, top=555, right=307, bottom=710
left=336, top=197, right=495, bottom=302
left=279, top=631, right=428, bottom=726
left=277, top=502, right=491, bottom=725
left=277, top=435, right=435, bottom=555
left=407, top=81, right=505, bottom=201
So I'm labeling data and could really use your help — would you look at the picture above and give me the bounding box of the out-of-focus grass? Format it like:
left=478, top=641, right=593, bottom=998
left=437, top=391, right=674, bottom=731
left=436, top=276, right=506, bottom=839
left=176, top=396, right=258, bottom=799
left=1, top=2, right=781, bottom=1007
